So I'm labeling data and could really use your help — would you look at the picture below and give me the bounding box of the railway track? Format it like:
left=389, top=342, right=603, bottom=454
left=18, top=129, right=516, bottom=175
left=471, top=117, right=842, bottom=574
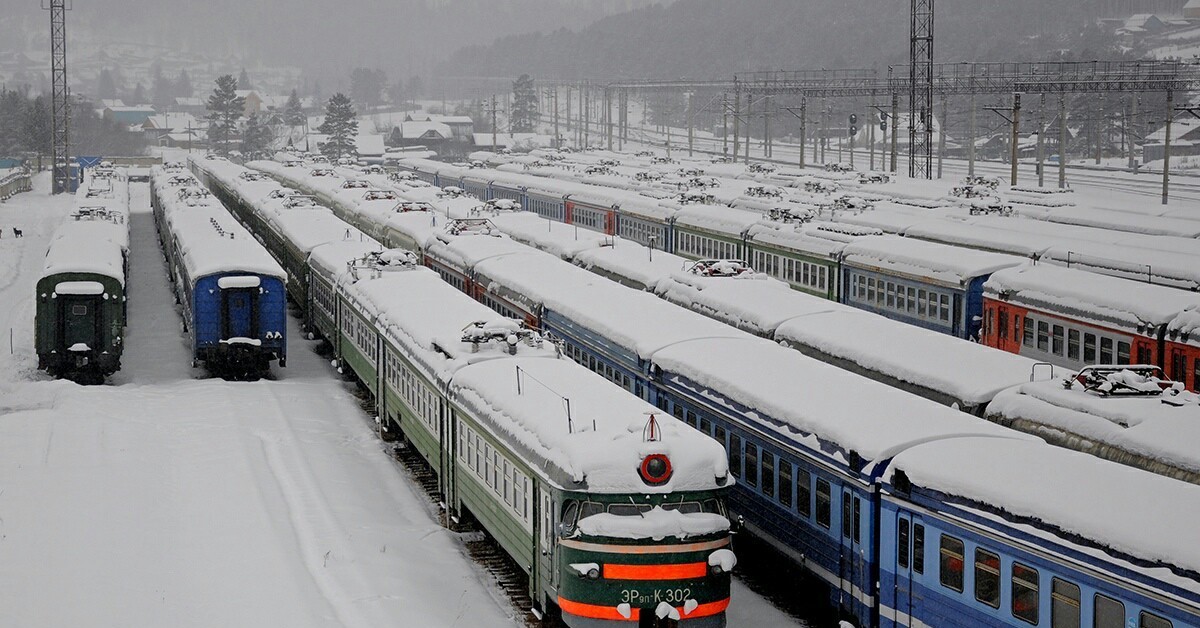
left=389, top=439, right=543, bottom=627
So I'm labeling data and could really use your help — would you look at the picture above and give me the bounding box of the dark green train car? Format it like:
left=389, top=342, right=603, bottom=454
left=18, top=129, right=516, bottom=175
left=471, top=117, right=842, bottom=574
left=36, top=223, right=128, bottom=383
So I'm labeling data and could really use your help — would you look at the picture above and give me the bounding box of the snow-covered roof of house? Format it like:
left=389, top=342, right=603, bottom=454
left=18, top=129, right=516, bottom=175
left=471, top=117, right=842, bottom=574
left=355, top=133, right=386, bottom=156
left=393, top=121, right=453, bottom=140
left=1185, top=0, right=1200, bottom=9
left=98, top=99, right=125, bottom=108
left=887, top=436, right=1200, bottom=581
left=143, top=113, right=199, bottom=131
left=174, top=97, right=204, bottom=107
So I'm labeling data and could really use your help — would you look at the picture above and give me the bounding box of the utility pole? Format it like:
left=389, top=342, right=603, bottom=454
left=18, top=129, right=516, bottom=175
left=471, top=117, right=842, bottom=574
left=1163, top=89, right=1174, bottom=205
left=486, top=94, right=500, bottom=153
left=1037, top=93, right=1046, bottom=188
left=722, top=92, right=729, bottom=155
left=889, top=90, right=899, bottom=173
left=744, top=90, right=752, bottom=164
left=583, top=81, right=590, bottom=149
left=1127, top=94, right=1137, bottom=172
left=1058, top=93, right=1068, bottom=189
left=46, top=0, right=72, bottom=194
left=732, top=86, right=741, bottom=159
left=606, top=88, right=613, bottom=151
left=1096, top=96, right=1104, bottom=165
left=565, top=86, right=572, bottom=148
left=968, top=92, right=976, bottom=177
left=937, top=95, right=947, bottom=179
left=1009, top=93, right=1021, bottom=186
left=909, top=0, right=935, bottom=179
left=553, top=87, right=560, bottom=149
left=687, top=91, right=695, bottom=157
left=799, top=97, right=807, bottom=169
left=869, top=94, right=877, bottom=171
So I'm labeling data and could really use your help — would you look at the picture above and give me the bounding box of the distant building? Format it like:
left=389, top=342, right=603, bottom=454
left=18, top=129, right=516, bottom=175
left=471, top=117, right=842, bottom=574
left=355, top=134, right=386, bottom=163
left=102, top=105, right=156, bottom=126
left=388, top=121, right=453, bottom=150
left=471, top=133, right=553, bottom=151
left=1186, top=0, right=1200, bottom=18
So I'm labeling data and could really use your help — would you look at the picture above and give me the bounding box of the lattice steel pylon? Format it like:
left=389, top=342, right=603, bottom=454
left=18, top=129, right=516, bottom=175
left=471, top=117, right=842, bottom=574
left=45, top=0, right=71, bottom=194
left=909, top=0, right=934, bottom=179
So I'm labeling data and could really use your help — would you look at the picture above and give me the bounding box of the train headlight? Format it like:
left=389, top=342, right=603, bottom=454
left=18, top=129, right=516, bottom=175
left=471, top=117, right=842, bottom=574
left=587, top=567, right=600, bottom=580
left=638, top=454, right=673, bottom=486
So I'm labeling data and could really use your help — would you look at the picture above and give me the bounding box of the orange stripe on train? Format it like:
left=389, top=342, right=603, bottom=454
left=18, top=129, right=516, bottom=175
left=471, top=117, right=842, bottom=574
left=557, top=597, right=731, bottom=621
left=602, top=562, right=709, bottom=580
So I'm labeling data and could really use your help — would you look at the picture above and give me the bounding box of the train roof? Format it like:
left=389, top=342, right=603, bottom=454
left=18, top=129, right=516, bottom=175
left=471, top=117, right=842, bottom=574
left=984, top=264, right=1200, bottom=330
left=672, top=204, right=761, bottom=235
left=41, top=221, right=127, bottom=284
left=453, top=356, right=731, bottom=493
left=650, top=335, right=1029, bottom=465
left=307, top=240, right=386, bottom=280
left=839, top=234, right=1023, bottom=285
left=490, top=212, right=614, bottom=260
left=887, top=436, right=1200, bottom=587
left=476, top=253, right=744, bottom=358
left=1033, top=205, right=1200, bottom=239
left=169, top=208, right=284, bottom=281
left=987, top=379, right=1200, bottom=479
left=426, top=228, right=548, bottom=271
left=270, top=209, right=377, bottom=254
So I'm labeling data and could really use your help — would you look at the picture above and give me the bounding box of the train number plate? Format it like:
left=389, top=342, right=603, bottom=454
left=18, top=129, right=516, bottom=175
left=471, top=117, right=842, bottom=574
left=620, top=588, right=691, bottom=605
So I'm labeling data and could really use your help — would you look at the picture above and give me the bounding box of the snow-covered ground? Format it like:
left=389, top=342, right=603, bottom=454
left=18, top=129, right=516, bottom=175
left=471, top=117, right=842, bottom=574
left=0, top=174, right=804, bottom=627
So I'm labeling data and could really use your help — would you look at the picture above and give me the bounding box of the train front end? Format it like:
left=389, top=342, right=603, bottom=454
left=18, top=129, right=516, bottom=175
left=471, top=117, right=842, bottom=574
left=557, top=451, right=734, bottom=628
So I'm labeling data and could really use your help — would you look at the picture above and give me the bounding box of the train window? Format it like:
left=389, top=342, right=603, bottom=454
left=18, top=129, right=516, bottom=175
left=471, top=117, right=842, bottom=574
left=1024, top=318, right=1035, bottom=345
left=1140, top=611, right=1173, bottom=628
left=560, top=501, right=580, bottom=535
left=1037, top=321, right=1050, bottom=352
left=918, top=289, right=928, bottom=316
left=1084, top=334, right=1097, bottom=362
left=887, top=283, right=897, bottom=309
left=1051, top=578, right=1081, bottom=628
left=1100, top=338, right=1114, bottom=364
left=938, top=535, right=965, bottom=592
left=1093, top=594, right=1124, bottom=628
left=1068, top=330, right=1081, bottom=360
left=974, top=548, right=1001, bottom=608
left=1194, top=359, right=1200, bottom=390
left=675, top=406, right=686, bottom=422
left=998, top=310, right=1008, bottom=340
left=852, top=497, right=861, bottom=543
left=841, top=492, right=852, bottom=539
left=745, top=443, right=758, bottom=488
left=1117, top=341, right=1130, bottom=365
left=579, top=501, right=604, bottom=520
left=940, top=294, right=951, bottom=322
left=700, top=417, right=711, bottom=435
left=779, top=461, right=792, bottom=508
left=1012, top=562, right=1039, bottom=624
left=897, top=519, right=910, bottom=568
left=912, top=524, right=925, bottom=574
left=715, top=425, right=727, bottom=448
left=761, top=452, right=775, bottom=499
left=1140, top=345, right=1154, bottom=365
left=797, top=469, right=812, bottom=517
left=660, top=502, right=702, bottom=514
left=609, top=503, right=653, bottom=516
left=907, top=287, right=917, bottom=314
left=1052, top=325, right=1065, bottom=355
left=815, top=479, right=831, bottom=529
left=71, top=304, right=88, bottom=316
left=867, top=277, right=876, bottom=302
left=730, top=434, right=743, bottom=477
left=1173, top=352, right=1187, bottom=382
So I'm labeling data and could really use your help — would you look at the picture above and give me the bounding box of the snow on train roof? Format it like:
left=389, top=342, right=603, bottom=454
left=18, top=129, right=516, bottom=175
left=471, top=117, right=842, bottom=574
left=985, top=264, right=1200, bottom=329
left=169, top=209, right=285, bottom=281
left=840, top=234, right=1022, bottom=285
left=672, top=204, right=761, bottom=234
left=777, top=309, right=1060, bottom=406
left=452, top=356, right=730, bottom=493
left=656, top=271, right=850, bottom=336
left=307, top=240, right=385, bottom=280
left=987, top=380, right=1200, bottom=477
left=477, top=253, right=744, bottom=358
left=651, top=336, right=1027, bottom=463
left=1035, top=205, right=1200, bottom=239
left=270, top=209, right=378, bottom=253
left=573, top=242, right=693, bottom=291
left=746, top=222, right=876, bottom=259
left=887, top=436, right=1200, bottom=581
left=41, top=222, right=126, bottom=284
left=490, top=212, right=614, bottom=260
left=427, top=229, right=549, bottom=270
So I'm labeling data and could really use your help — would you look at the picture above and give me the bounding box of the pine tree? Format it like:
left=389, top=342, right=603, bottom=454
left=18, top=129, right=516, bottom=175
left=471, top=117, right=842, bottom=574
left=237, top=68, right=252, bottom=90
left=23, top=95, right=52, bottom=160
left=317, top=93, right=358, bottom=160
left=510, top=74, right=537, bottom=133
left=97, top=69, right=117, bottom=101
left=152, top=66, right=173, bottom=109
left=241, top=113, right=274, bottom=159
left=206, top=75, right=246, bottom=155
left=132, top=82, right=146, bottom=105
left=284, top=89, right=306, bottom=127
left=175, top=70, right=193, bottom=98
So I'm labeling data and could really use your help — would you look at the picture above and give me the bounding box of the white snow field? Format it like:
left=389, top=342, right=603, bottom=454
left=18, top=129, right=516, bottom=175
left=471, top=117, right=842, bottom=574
left=0, top=173, right=802, bottom=627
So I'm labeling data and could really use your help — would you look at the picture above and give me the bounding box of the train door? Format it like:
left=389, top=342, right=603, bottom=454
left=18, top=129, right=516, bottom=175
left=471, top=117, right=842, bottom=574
left=59, top=296, right=101, bottom=355
left=537, top=489, right=558, bottom=605
left=892, top=512, right=922, bottom=626
left=1170, top=347, right=1188, bottom=386
left=221, top=287, right=259, bottom=339
left=839, top=489, right=863, bottom=617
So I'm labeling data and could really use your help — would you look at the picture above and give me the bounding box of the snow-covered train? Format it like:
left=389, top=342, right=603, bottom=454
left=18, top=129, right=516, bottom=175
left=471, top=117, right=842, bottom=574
left=191, top=155, right=737, bottom=627
left=196, top=154, right=1200, bottom=628
left=35, top=163, right=131, bottom=383
left=150, top=163, right=287, bottom=378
